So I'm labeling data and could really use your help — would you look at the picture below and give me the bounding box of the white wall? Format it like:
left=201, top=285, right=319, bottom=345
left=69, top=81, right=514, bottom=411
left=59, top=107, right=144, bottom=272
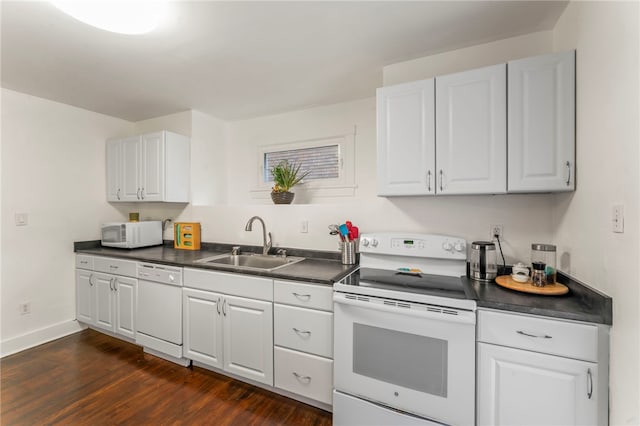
left=552, top=2, right=640, bottom=424
left=0, top=89, right=134, bottom=355
left=383, top=30, right=553, bottom=85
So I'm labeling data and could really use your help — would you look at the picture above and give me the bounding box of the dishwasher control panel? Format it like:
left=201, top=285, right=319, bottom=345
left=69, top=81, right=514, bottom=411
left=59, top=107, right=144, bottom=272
left=137, top=262, right=183, bottom=286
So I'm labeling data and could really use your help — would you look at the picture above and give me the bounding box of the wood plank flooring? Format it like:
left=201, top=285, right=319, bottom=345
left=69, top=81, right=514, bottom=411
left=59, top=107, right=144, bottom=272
left=1, top=329, right=332, bottom=425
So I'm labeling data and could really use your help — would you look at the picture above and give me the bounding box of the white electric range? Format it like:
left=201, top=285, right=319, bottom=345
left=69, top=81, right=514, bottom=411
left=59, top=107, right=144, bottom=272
left=333, top=232, right=476, bottom=426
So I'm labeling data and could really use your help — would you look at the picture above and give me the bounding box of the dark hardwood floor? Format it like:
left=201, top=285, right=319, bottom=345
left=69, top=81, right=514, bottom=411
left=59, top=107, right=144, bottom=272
left=1, top=329, right=332, bottom=425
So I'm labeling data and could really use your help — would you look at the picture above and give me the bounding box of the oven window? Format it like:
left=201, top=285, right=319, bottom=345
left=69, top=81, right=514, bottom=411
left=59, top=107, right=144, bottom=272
left=353, top=323, right=448, bottom=397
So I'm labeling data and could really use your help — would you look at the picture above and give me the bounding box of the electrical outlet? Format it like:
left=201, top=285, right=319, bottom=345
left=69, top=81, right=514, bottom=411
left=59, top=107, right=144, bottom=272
left=300, top=220, right=309, bottom=233
left=490, top=224, right=503, bottom=239
left=19, top=302, right=31, bottom=315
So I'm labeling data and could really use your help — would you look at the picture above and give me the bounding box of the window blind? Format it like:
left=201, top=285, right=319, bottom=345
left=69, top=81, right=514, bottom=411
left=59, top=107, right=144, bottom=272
left=264, top=145, right=340, bottom=182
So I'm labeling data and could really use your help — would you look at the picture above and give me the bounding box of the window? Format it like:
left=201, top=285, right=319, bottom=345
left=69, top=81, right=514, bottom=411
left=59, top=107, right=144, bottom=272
left=263, top=144, right=340, bottom=183
left=253, top=133, right=356, bottom=198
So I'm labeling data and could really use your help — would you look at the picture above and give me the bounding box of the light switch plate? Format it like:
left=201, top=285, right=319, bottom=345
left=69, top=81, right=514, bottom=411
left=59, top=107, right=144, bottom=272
left=15, top=213, right=28, bottom=226
left=612, top=205, right=624, bottom=233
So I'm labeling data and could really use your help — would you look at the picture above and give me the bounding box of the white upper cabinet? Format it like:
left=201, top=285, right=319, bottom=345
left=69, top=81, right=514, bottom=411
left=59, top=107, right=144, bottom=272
left=377, top=79, right=435, bottom=196
left=435, top=64, right=507, bottom=194
left=106, top=131, right=190, bottom=203
left=105, top=140, right=121, bottom=201
left=508, top=50, right=576, bottom=192
left=121, top=136, right=143, bottom=201
left=141, top=132, right=165, bottom=202
left=376, top=51, right=576, bottom=196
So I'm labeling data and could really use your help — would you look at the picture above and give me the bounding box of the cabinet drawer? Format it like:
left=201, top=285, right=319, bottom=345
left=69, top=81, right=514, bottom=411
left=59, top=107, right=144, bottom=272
left=93, top=257, right=137, bottom=278
left=274, top=304, right=333, bottom=358
left=184, top=268, right=272, bottom=301
left=274, top=346, right=333, bottom=405
left=274, top=280, right=333, bottom=311
left=478, top=310, right=598, bottom=362
left=76, top=255, right=94, bottom=270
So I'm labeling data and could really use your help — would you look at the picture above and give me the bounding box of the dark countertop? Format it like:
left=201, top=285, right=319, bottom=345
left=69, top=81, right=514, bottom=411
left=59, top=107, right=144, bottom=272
left=75, top=241, right=612, bottom=325
left=74, top=241, right=356, bottom=285
left=464, top=271, right=612, bottom=325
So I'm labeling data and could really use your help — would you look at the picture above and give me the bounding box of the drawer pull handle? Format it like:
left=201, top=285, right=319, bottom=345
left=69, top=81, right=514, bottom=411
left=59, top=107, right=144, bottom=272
left=222, top=299, right=227, bottom=316
left=587, top=368, right=593, bottom=399
left=292, top=293, right=311, bottom=301
left=80, top=260, right=88, bottom=264
left=517, top=330, right=552, bottom=339
left=293, top=372, right=311, bottom=383
left=110, top=265, right=119, bottom=269
left=217, top=297, right=221, bottom=315
left=293, top=328, right=311, bottom=336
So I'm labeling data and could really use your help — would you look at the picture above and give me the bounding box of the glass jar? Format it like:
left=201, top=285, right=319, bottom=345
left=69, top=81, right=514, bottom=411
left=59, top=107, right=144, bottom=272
left=531, top=243, right=556, bottom=284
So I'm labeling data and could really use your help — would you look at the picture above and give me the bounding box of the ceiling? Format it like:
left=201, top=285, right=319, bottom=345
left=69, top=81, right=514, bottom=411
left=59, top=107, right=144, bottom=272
left=1, top=1, right=569, bottom=122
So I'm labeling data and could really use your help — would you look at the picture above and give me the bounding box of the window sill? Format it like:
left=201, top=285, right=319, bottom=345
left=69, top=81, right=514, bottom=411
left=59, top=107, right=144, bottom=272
left=249, top=184, right=357, bottom=200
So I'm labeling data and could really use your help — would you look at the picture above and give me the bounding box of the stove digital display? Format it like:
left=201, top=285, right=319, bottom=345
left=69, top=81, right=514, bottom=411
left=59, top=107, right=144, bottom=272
left=404, top=240, right=414, bottom=245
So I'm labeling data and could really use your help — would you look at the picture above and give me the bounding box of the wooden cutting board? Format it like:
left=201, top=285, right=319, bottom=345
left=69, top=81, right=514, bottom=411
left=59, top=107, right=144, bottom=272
left=495, top=275, right=569, bottom=296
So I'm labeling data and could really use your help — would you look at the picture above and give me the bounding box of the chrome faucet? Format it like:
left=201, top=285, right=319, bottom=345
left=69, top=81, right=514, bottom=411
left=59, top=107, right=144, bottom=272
left=245, top=216, right=272, bottom=256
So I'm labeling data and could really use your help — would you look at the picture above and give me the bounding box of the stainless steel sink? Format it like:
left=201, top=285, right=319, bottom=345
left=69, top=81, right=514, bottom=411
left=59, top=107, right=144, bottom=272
left=195, top=253, right=304, bottom=272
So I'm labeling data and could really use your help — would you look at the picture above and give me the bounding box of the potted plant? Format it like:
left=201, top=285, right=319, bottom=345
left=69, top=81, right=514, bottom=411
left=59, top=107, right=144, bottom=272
left=270, top=160, right=310, bottom=204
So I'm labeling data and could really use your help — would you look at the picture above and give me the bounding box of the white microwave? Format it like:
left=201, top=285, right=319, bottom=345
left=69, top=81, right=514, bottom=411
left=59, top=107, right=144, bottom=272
left=101, top=221, right=163, bottom=249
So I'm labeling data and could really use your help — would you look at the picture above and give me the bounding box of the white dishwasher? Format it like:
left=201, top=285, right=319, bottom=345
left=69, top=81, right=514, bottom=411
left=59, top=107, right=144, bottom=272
left=136, top=262, right=189, bottom=366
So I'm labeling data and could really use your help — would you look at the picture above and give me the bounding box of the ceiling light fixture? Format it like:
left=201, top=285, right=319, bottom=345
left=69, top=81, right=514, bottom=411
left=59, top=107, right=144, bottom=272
left=50, top=1, right=168, bottom=35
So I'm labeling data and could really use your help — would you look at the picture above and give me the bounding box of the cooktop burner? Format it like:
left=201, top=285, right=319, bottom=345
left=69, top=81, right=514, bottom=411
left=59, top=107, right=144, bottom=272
left=340, top=267, right=471, bottom=300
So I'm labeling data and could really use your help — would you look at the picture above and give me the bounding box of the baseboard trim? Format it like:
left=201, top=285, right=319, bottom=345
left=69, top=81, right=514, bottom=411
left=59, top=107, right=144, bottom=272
left=1, top=319, right=87, bottom=357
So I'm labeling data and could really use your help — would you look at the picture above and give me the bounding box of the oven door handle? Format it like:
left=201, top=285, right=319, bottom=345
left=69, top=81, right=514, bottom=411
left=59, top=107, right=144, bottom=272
left=333, top=293, right=475, bottom=324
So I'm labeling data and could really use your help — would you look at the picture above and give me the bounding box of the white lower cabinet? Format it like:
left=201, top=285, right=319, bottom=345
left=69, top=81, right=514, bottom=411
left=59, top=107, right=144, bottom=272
left=182, top=269, right=273, bottom=386
left=478, top=343, right=598, bottom=426
left=75, top=255, right=137, bottom=340
left=273, top=280, right=334, bottom=406
left=477, top=309, right=609, bottom=426
left=274, top=346, right=333, bottom=405
left=183, top=288, right=224, bottom=368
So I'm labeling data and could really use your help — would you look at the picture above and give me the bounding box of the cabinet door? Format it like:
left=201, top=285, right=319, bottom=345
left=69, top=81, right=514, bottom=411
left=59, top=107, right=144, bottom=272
left=183, top=288, right=224, bottom=369
left=508, top=51, right=575, bottom=192
left=140, top=132, right=165, bottom=202
left=76, top=269, right=94, bottom=325
left=121, top=136, right=142, bottom=201
left=94, top=273, right=115, bottom=332
left=114, top=276, right=137, bottom=339
left=106, top=139, right=122, bottom=202
left=436, top=64, right=506, bottom=194
left=377, top=79, right=436, bottom=196
left=478, top=343, right=598, bottom=426
left=223, top=295, right=273, bottom=385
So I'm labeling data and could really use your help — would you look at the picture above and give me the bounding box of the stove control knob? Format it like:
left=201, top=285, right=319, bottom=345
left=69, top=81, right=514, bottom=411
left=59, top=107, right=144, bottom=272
left=169, top=274, right=175, bottom=282
left=361, top=238, right=370, bottom=247
left=454, top=242, right=465, bottom=252
left=442, top=241, right=453, bottom=251
left=371, top=239, right=379, bottom=247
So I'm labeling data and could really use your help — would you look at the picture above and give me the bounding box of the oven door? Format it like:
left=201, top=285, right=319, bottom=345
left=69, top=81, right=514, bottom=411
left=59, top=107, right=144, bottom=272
left=333, top=292, right=476, bottom=426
